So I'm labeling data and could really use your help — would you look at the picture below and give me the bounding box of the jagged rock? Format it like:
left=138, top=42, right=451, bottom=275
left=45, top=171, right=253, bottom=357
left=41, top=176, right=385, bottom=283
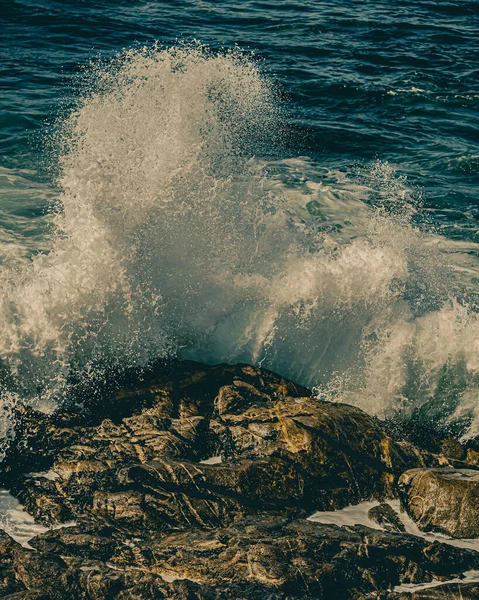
left=2, top=361, right=479, bottom=599
left=9, top=476, right=73, bottom=527
left=465, top=448, right=479, bottom=466
left=399, top=468, right=479, bottom=538
left=1, top=593, right=50, bottom=600
left=31, top=524, right=117, bottom=561
left=3, top=361, right=461, bottom=532
left=0, top=406, right=83, bottom=483
left=440, top=438, right=465, bottom=461
left=0, top=530, right=25, bottom=596
left=24, top=516, right=479, bottom=600
left=13, top=550, right=70, bottom=592
left=368, top=503, right=405, bottom=533
left=0, top=527, right=215, bottom=600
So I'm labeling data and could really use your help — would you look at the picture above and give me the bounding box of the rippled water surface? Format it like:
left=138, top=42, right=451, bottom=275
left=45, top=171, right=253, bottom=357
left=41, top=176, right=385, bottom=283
left=0, top=0, right=478, bottom=437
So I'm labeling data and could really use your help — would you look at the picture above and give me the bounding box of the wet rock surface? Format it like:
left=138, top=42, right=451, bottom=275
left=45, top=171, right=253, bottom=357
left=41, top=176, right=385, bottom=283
left=0, top=361, right=478, bottom=599
left=2, top=513, right=479, bottom=599
left=368, top=502, right=406, bottom=533
left=399, top=468, right=479, bottom=539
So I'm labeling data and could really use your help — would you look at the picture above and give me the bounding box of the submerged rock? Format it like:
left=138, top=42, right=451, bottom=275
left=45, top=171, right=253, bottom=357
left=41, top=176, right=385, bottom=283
left=399, top=468, right=479, bottom=539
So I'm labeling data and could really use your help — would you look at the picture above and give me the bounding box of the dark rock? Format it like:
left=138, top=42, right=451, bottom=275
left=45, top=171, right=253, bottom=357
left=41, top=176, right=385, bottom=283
left=377, top=581, right=479, bottom=599
left=1, top=361, right=479, bottom=599
left=1, top=592, right=51, bottom=600
left=0, top=406, right=82, bottom=483
left=3, top=361, right=432, bottom=530
left=30, top=523, right=118, bottom=561
left=9, top=476, right=73, bottom=527
left=23, top=515, right=479, bottom=600
left=465, top=448, right=479, bottom=467
left=399, top=468, right=479, bottom=538
left=440, top=438, right=465, bottom=461
left=368, top=503, right=406, bottom=533
left=0, top=530, right=26, bottom=596
left=13, top=550, right=68, bottom=591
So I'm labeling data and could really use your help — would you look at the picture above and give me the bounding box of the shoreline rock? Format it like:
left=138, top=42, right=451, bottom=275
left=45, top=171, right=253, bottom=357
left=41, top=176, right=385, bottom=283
left=399, top=468, right=479, bottom=539
left=0, top=360, right=478, bottom=599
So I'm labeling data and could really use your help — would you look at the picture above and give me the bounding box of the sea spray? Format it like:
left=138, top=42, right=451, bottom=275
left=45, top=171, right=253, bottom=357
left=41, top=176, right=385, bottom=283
left=0, top=44, right=478, bottom=438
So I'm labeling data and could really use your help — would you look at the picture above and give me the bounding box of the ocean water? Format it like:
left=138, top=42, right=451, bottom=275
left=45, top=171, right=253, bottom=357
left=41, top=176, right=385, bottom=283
left=0, top=0, right=478, bottom=442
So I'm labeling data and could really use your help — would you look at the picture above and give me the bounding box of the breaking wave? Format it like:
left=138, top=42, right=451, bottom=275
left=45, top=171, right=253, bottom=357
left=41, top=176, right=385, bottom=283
left=0, top=44, right=478, bottom=438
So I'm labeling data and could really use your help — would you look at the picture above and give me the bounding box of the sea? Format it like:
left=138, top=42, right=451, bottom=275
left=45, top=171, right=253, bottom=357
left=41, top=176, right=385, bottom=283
left=0, top=0, right=478, bottom=443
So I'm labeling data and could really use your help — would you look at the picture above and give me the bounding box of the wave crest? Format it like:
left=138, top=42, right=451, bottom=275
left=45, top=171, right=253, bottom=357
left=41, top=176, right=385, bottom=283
left=0, top=44, right=478, bottom=437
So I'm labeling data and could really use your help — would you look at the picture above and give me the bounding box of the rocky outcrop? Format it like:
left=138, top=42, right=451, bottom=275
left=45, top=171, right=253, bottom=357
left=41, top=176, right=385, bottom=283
left=399, top=468, right=479, bottom=538
left=1, top=515, right=479, bottom=599
left=2, top=361, right=443, bottom=529
left=0, top=360, right=478, bottom=599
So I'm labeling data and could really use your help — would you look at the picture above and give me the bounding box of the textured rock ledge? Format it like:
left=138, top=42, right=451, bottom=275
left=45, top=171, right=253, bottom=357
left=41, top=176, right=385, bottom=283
left=0, top=361, right=478, bottom=599
left=399, top=468, right=479, bottom=539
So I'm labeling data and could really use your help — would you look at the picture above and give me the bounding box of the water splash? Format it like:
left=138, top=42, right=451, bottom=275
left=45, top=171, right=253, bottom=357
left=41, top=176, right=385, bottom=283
left=0, top=44, right=478, bottom=436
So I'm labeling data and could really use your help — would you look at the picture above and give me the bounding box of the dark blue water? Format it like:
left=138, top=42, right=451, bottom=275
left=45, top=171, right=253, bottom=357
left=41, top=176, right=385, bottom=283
left=2, top=1, right=479, bottom=206
left=0, top=0, right=478, bottom=434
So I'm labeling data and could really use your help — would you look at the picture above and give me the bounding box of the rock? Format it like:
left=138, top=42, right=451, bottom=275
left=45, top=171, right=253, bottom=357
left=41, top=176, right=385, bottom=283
left=2, top=361, right=479, bottom=599
left=24, top=516, right=479, bottom=599
left=30, top=523, right=118, bottom=561
left=0, top=523, right=216, bottom=599
left=440, top=438, right=465, bottom=461
left=9, top=476, right=73, bottom=527
left=377, top=581, right=479, bottom=599
left=399, top=468, right=479, bottom=538
left=2, top=361, right=430, bottom=530
left=1, top=592, right=50, bottom=600
left=0, top=530, right=26, bottom=596
left=0, top=406, right=82, bottom=484
left=465, top=448, right=479, bottom=466
left=368, top=503, right=406, bottom=533
left=13, top=550, right=69, bottom=592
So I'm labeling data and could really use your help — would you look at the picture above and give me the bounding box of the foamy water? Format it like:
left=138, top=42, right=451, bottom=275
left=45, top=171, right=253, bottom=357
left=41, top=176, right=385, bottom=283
left=0, top=45, right=478, bottom=444
left=310, top=499, right=479, bottom=591
left=311, top=500, right=479, bottom=553
left=0, top=486, right=75, bottom=548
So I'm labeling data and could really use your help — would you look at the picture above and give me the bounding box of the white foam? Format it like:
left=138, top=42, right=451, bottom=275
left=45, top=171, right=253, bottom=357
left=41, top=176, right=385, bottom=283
left=0, top=44, right=478, bottom=435
left=199, top=456, right=222, bottom=465
left=309, top=501, right=383, bottom=530
left=309, top=499, right=479, bottom=553
left=25, top=469, right=60, bottom=481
